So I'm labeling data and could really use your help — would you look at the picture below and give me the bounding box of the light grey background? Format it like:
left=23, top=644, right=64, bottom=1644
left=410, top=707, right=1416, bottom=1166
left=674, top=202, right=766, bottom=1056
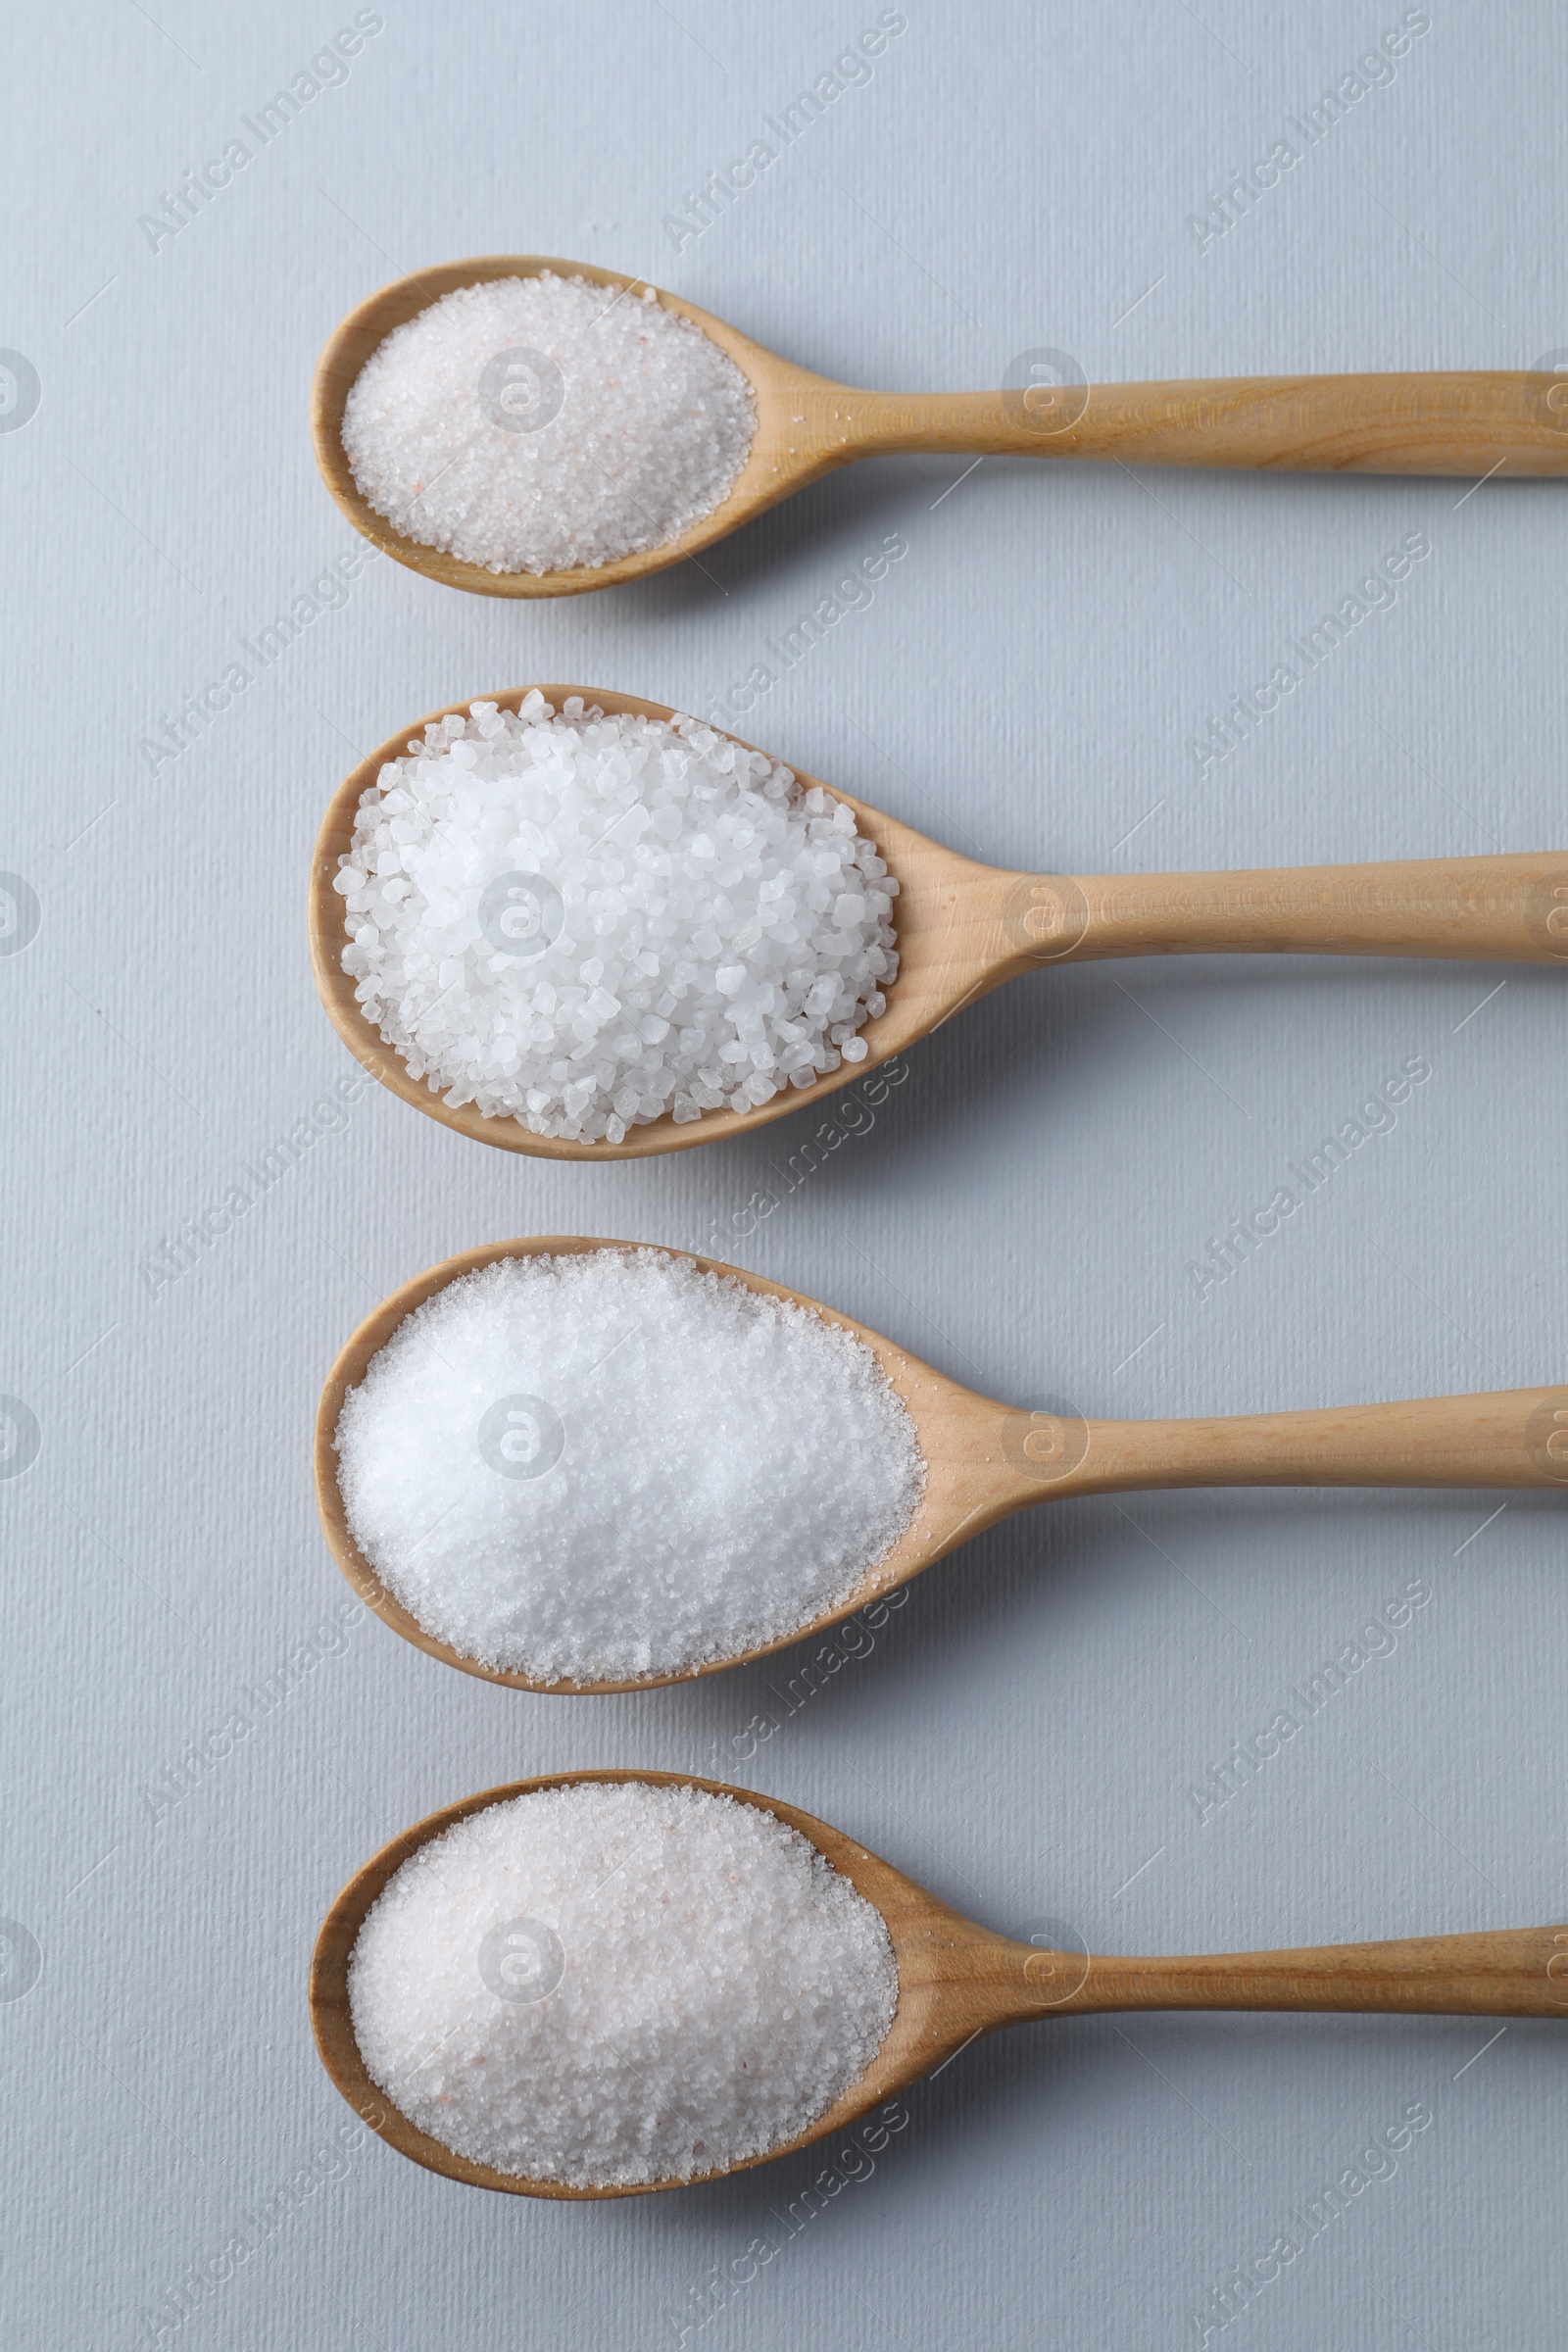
left=5, top=2, right=1565, bottom=2344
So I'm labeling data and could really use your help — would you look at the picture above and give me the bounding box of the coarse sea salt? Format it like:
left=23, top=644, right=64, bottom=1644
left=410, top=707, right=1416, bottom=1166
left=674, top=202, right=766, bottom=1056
left=334, top=694, right=899, bottom=1146
left=333, top=1247, right=925, bottom=1685
left=348, top=1781, right=898, bottom=2187
left=340, top=272, right=756, bottom=575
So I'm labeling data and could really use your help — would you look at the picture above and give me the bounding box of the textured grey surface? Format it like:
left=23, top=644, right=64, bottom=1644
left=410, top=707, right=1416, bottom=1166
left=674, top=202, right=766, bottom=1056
left=5, top=2, right=1566, bottom=2345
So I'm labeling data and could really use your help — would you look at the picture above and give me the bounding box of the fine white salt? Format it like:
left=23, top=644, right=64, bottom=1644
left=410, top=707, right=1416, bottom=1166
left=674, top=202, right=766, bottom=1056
left=340, top=272, right=756, bottom=574
left=333, top=694, right=899, bottom=1146
left=333, top=1247, right=925, bottom=1684
left=349, top=1780, right=898, bottom=2187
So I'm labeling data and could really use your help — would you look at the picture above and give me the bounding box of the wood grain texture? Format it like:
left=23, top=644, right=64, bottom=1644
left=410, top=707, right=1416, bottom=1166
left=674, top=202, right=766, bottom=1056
left=309, top=1770, right=1568, bottom=2199
left=308, top=684, right=1568, bottom=1163
left=1048, top=1392, right=1568, bottom=1495
left=835, top=373, right=1568, bottom=473
left=314, top=1237, right=1568, bottom=1694
left=309, top=258, right=1568, bottom=605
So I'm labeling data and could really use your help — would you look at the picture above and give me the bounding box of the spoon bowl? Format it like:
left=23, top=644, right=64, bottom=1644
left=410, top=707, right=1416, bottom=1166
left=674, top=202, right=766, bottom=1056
left=309, top=685, right=969, bottom=1160
left=310, top=686, right=1568, bottom=1162
left=312, top=256, right=1568, bottom=600
left=312, top=256, right=841, bottom=600
left=310, top=1767, right=1568, bottom=2198
left=315, top=1237, right=1568, bottom=1694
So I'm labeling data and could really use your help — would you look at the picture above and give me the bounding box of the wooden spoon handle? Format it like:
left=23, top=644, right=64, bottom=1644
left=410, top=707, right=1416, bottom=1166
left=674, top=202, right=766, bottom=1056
left=839, top=373, right=1568, bottom=474
left=1014, top=855, right=1568, bottom=967
left=1045, top=1388, right=1568, bottom=1496
left=1036, top=1928, right=1568, bottom=2019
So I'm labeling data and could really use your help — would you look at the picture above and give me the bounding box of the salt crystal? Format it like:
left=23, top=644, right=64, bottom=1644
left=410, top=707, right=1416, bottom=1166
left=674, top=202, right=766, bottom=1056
left=334, top=1247, right=925, bottom=1683
left=341, top=272, right=756, bottom=575
left=338, top=697, right=898, bottom=1145
left=348, top=1780, right=898, bottom=2186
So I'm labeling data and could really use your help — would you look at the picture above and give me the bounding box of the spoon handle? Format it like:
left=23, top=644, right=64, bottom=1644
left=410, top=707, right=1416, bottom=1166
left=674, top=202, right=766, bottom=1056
left=1012, top=854, right=1568, bottom=967
left=1024, top=1928, right=1568, bottom=2020
left=1040, top=1388, right=1568, bottom=1497
left=840, top=374, right=1568, bottom=475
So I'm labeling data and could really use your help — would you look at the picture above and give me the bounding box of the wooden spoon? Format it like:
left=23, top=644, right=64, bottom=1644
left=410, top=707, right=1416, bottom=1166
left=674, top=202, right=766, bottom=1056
left=312, top=256, right=1568, bottom=600
left=310, top=1767, right=1568, bottom=2199
left=316, top=1237, right=1568, bottom=1695
left=310, top=685, right=1568, bottom=1163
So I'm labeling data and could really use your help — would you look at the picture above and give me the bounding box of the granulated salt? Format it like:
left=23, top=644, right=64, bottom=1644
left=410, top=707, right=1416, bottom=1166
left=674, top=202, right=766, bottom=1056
left=333, top=1247, right=925, bottom=1684
left=333, top=694, right=899, bottom=1145
left=340, top=272, right=756, bottom=574
left=348, top=1780, right=898, bottom=2187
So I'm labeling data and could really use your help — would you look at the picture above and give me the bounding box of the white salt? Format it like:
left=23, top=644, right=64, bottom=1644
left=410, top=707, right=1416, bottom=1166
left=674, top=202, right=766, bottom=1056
left=334, top=1247, right=925, bottom=1684
left=348, top=1780, right=898, bottom=2187
left=333, top=694, right=899, bottom=1146
left=340, top=272, right=756, bottom=574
